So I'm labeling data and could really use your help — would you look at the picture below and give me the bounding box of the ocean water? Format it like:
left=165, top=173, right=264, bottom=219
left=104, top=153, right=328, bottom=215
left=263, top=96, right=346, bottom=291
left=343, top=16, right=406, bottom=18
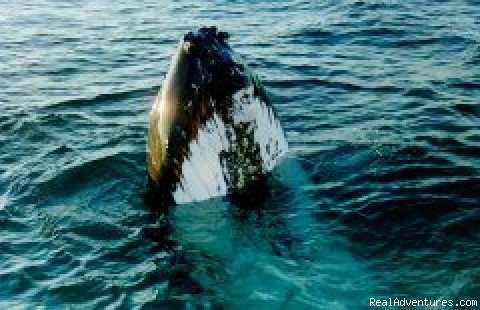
left=1, top=0, right=479, bottom=308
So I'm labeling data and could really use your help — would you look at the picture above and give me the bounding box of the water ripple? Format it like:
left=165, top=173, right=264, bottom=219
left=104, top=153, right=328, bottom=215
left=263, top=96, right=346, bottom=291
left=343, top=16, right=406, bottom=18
left=1, top=0, right=479, bottom=307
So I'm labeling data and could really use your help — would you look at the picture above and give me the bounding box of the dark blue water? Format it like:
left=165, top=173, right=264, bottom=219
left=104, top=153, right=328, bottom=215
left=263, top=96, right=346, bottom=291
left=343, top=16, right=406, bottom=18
left=1, top=0, right=479, bottom=308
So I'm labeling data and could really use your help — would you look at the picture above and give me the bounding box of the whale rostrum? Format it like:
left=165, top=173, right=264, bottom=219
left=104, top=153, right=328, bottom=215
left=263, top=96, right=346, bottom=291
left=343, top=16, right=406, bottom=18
left=147, top=27, right=288, bottom=204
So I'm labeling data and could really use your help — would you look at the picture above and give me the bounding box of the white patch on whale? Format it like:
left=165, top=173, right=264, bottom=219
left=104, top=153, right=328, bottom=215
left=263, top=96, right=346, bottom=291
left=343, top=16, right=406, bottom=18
left=173, top=85, right=289, bottom=204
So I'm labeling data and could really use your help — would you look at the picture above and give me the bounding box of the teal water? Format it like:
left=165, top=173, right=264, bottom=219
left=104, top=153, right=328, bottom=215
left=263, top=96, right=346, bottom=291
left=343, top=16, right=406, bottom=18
left=1, top=0, right=479, bottom=308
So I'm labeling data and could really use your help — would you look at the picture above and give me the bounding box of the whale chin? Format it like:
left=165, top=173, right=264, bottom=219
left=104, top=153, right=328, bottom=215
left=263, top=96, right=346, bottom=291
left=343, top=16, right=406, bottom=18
left=147, top=27, right=288, bottom=205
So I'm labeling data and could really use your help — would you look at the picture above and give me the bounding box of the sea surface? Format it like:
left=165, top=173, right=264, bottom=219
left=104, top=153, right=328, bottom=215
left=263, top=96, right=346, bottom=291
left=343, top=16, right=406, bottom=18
left=1, top=0, right=479, bottom=309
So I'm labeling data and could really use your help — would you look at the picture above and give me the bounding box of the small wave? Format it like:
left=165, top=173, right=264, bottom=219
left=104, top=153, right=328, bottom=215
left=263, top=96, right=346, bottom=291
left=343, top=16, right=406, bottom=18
left=34, top=149, right=143, bottom=198
left=439, top=209, right=480, bottom=237
left=44, top=67, right=80, bottom=76
left=393, top=37, right=439, bottom=47
left=404, top=87, right=438, bottom=100
left=355, top=27, right=407, bottom=37
left=45, top=86, right=158, bottom=111
left=60, top=221, right=130, bottom=242
left=360, top=164, right=475, bottom=184
left=425, top=178, right=480, bottom=199
left=451, top=82, right=480, bottom=90
left=392, top=35, right=476, bottom=48
left=415, top=135, right=480, bottom=157
left=267, top=78, right=402, bottom=93
left=351, top=0, right=401, bottom=10
left=293, top=29, right=333, bottom=38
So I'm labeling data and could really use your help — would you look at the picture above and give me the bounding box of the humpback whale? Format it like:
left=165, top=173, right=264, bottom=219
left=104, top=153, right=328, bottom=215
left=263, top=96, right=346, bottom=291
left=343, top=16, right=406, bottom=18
left=145, top=28, right=377, bottom=307
left=147, top=27, right=288, bottom=204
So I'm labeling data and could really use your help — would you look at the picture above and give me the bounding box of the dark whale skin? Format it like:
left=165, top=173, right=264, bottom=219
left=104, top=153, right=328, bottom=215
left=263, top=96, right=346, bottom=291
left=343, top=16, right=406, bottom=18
left=147, top=27, right=288, bottom=206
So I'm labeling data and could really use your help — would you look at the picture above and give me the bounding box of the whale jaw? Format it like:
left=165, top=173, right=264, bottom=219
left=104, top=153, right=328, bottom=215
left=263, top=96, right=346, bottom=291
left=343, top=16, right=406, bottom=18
left=147, top=27, right=288, bottom=205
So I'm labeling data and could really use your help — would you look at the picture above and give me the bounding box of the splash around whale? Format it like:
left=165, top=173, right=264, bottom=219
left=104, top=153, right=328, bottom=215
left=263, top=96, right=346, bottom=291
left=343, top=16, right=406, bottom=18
left=147, top=27, right=288, bottom=205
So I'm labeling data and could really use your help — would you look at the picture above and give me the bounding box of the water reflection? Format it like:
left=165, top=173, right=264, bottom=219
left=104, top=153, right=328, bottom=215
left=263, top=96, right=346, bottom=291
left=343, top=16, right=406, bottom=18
left=143, top=157, right=375, bottom=308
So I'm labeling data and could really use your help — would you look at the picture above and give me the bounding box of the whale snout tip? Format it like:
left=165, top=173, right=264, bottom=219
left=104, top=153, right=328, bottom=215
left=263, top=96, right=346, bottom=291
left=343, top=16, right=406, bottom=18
left=182, top=27, right=229, bottom=54
left=183, top=26, right=229, bottom=40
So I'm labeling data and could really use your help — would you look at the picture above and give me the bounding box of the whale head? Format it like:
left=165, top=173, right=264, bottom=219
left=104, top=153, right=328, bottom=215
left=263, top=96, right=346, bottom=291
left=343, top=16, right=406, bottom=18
left=147, top=27, right=288, bottom=205
left=183, top=27, right=248, bottom=101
